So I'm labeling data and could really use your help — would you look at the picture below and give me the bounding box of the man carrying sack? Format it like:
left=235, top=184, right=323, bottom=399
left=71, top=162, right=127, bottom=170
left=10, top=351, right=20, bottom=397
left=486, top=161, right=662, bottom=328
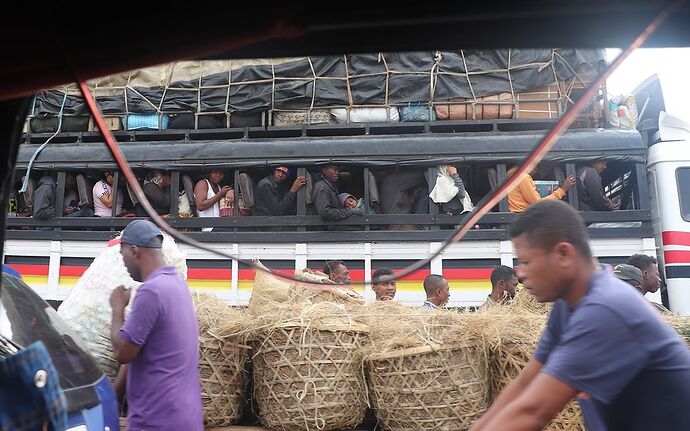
left=110, top=220, right=202, bottom=431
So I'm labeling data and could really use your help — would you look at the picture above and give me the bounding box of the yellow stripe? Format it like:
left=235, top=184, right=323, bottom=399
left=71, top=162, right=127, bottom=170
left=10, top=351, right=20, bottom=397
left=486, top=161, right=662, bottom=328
left=23, top=275, right=48, bottom=285
left=58, top=276, right=80, bottom=287
left=187, top=280, right=231, bottom=290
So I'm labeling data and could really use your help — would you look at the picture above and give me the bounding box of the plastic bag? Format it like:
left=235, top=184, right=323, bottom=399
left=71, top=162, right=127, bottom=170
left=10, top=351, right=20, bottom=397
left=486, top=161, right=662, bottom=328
left=607, top=94, right=638, bottom=129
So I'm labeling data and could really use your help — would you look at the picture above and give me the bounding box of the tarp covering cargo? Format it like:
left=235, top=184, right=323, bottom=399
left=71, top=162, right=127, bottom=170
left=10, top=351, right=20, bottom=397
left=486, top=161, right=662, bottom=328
left=33, top=49, right=605, bottom=116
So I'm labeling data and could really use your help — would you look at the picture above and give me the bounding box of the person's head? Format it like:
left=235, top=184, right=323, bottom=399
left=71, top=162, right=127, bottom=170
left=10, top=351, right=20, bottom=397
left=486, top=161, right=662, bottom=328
left=338, top=193, right=357, bottom=209
left=102, top=171, right=114, bottom=186
left=321, top=164, right=340, bottom=182
left=119, top=219, right=164, bottom=282
left=613, top=264, right=644, bottom=292
left=272, top=166, right=289, bottom=183
left=208, top=169, right=225, bottom=185
left=323, top=260, right=350, bottom=284
left=590, top=159, right=608, bottom=173
left=490, top=265, right=519, bottom=301
left=510, top=200, right=593, bottom=303
left=423, top=274, right=450, bottom=306
left=372, top=268, right=396, bottom=301
left=626, top=254, right=661, bottom=294
left=149, top=170, right=171, bottom=187
left=65, top=174, right=76, bottom=188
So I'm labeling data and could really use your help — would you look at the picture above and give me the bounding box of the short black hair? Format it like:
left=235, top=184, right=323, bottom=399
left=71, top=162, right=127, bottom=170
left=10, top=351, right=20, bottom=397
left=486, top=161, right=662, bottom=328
left=323, top=260, right=346, bottom=275
left=627, top=254, right=657, bottom=272
left=423, top=274, right=446, bottom=296
left=510, top=200, right=592, bottom=259
left=372, top=268, right=394, bottom=284
left=490, top=265, right=517, bottom=287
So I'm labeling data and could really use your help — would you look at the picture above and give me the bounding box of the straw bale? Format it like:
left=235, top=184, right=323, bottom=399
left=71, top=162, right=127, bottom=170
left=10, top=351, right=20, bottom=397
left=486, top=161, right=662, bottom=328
left=248, top=260, right=363, bottom=315
left=665, top=315, right=690, bottom=346
left=352, top=303, right=489, bottom=430
left=193, top=293, right=250, bottom=427
left=251, top=302, right=370, bottom=431
left=478, top=305, right=585, bottom=431
left=368, top=344, right=488, bottom=430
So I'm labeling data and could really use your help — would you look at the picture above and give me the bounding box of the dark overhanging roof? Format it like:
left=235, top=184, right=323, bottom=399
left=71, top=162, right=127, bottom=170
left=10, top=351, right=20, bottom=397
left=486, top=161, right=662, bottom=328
left=16, top=128, right=644, bottom=170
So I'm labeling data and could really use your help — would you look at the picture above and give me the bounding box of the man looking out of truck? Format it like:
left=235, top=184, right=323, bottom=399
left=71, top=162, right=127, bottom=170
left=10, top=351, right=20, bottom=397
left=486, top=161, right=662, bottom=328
left=577, top=159, right=617, bottom=211
left=253, top=165, right=306, bottom=217
left=312, top=164, right=364, bottom=226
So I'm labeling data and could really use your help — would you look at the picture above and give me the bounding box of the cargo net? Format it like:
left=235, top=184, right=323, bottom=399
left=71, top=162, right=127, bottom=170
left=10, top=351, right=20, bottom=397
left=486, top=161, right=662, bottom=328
left=29, top=49, right=606, bottom=132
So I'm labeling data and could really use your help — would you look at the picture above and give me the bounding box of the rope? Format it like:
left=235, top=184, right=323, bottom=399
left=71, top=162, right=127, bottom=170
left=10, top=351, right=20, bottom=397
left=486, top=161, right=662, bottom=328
left=19, top=91, right=68, bottom=193
left=460, top=50, right=478, bottom=119
left=74, top=3, right=673, bottom=287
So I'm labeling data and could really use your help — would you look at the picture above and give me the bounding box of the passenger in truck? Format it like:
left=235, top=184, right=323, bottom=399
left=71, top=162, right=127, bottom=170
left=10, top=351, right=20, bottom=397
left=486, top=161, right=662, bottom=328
left=254, top=165, right=306, bottom=217
left=339, top=192, right=375, bottom=214
left=576, top=159, right=618, bottom=211
left=506, top=164, right=575, bottom=213
left=312, top=164, right=364, bottom=227
left=142, top=170, right=172, bottom=216
left=429, top=165, right=471, bottom=216
left=194, top=168, right=232, bottom=231
left=93, top=171, right=124, bottom=217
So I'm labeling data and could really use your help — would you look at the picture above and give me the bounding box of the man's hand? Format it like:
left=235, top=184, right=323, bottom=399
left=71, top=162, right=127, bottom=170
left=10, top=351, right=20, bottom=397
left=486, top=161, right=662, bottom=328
left=561, top=176, right=576, bottom=192
left=110, top=285, right=131, bottom=310
left=290, top=176, right=307, bottom=193
left=218, top=185, right=232, bottom=197
left=446, top=166, right=458, bottom=175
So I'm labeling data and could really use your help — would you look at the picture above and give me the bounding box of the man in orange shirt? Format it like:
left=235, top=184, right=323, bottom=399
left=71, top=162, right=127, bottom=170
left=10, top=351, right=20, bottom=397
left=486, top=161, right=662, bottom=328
left=507, top=166, right=575, bottom=212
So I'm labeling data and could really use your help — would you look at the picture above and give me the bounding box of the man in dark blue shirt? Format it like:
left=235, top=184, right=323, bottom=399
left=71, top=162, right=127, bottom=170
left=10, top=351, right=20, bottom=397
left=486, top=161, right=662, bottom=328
left=471, top=200, right=690, bottom=431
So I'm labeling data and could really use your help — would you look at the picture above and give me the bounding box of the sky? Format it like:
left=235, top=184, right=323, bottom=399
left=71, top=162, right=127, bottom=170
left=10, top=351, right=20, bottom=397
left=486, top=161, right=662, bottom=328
left=606, top=48, right=690, bottom=123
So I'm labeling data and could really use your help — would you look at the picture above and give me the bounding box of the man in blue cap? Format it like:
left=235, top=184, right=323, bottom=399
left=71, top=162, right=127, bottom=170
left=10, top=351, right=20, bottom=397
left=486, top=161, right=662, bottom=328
left=109, top=220, right=202, bottom=431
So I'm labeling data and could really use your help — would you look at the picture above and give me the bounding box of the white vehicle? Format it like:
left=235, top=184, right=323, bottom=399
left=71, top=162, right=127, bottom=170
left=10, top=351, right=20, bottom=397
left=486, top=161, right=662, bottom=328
left=3, top=58, right=685, bottom=313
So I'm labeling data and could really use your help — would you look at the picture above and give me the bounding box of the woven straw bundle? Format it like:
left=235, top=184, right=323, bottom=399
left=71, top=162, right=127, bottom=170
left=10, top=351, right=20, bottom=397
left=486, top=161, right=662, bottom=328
left=479, top=296, right=585, bottom=431
left=251, top=302, right=369, bottom=431
left=193, top=293, right=250, bottom=427
left=248, top=261, right=363, bottom=315
left=352, top=302, right=489, bottom=430
left=665, top=315, right=690, bottom=347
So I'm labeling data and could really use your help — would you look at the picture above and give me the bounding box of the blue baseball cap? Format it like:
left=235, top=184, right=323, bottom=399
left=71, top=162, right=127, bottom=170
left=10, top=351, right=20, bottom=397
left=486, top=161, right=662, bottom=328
left=120, top=220, right=163, bottom=249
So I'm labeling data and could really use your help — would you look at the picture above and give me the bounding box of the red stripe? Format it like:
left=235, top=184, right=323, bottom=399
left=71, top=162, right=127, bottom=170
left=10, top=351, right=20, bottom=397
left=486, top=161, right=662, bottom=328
left=7, top=264, right=49, bottom=276
left=59, top=266, right=88, bottom=277
left=662, top=231, right=690, bottom=247
left=664, top=250, right=690, bottom=264
left=187, top=268, right=231, bottom=280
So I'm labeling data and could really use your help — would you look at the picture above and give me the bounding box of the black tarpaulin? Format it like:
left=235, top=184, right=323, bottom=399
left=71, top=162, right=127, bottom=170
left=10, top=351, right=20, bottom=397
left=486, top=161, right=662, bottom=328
left=15, top=128, right=643, bottom=170
left=33, top=49, right=605, bottom=116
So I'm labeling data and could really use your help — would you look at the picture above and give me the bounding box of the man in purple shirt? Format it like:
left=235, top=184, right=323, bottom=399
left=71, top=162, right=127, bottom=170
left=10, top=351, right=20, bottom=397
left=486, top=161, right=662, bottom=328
left=109, top=220, right=202, bottom=431
left=471, top=200, right=690, bottom=431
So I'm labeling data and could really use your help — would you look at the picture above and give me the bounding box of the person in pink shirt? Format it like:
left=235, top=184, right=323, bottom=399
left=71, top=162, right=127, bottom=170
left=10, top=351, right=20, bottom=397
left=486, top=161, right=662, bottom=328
left=92, top=171, right=123, bottom=217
